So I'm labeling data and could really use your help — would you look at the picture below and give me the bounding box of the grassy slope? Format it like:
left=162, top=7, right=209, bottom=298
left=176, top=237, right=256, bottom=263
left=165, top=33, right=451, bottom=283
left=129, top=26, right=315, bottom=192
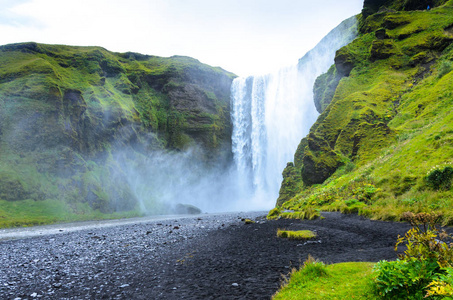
left=0, top=43, right=235, bottom=227
left=275, top=1, right=453, bottom=224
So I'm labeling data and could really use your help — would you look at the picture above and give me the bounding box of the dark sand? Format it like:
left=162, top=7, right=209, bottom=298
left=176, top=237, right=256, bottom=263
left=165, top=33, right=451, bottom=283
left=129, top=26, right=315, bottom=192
left=0, top=211, right=412, bottom=299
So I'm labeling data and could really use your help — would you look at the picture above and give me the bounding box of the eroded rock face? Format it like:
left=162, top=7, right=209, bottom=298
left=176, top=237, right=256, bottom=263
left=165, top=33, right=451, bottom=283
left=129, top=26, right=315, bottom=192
left=278, top=0, right=453, bottom=204
left=0, top=43, right=236, bottom=209
left=301, top=134, right=342, bottom=185
left=276, top=163, right=302, bottom=207
left=313, top=65, right=342, bottom=113
left=334, top=48, right=356, bottom=77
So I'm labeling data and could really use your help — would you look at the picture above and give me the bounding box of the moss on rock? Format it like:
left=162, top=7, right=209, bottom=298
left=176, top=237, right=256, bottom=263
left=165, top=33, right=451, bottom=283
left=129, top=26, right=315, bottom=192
left=0, top=43, right=236, bottom=214
left=275, top=0, right=453, bottom=222
left=313, top=65, right=342, bottom=113
left=277, top=163, right=303, bottom=207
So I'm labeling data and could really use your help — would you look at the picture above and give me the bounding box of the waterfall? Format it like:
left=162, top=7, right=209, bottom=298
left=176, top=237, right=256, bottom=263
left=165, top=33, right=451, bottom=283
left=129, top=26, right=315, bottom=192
left=231, top=16, right=358, bottom=209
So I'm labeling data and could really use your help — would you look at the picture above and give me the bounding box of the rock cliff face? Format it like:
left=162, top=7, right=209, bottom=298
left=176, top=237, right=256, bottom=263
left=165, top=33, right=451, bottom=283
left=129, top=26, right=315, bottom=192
left=276, top=0, right=453, bottom=221
left=0, top=43, right=235, bottom=214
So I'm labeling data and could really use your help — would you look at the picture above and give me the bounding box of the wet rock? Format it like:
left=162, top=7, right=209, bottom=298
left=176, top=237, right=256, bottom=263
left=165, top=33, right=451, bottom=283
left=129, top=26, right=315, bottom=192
left=174, top=204, right=202, bottom=215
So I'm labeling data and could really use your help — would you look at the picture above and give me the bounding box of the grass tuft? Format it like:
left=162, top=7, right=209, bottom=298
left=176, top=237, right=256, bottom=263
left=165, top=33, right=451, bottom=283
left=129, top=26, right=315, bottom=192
left=273, top=260, right=376, bottom=300
left=277, top=229, right=316, bottom=240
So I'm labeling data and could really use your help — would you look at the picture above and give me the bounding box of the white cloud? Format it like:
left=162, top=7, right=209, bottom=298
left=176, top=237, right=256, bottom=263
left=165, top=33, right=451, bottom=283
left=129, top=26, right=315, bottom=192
left=0, top=0, right=364, bottom=76
left=0, top=0, right=41, bottom=27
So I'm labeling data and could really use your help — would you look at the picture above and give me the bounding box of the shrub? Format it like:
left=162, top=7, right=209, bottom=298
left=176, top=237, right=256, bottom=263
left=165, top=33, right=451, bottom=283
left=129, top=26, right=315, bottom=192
left=373, top=258, right=439, bottom=299
left=437, top=60, right=452, bottom=79
left=373, top=212, right=453, bottom=299
left=425, top=165, right=453, bottom=191
left=426, top=267, right=453, bottom=298
left=353, top=183, right=380, bottom=203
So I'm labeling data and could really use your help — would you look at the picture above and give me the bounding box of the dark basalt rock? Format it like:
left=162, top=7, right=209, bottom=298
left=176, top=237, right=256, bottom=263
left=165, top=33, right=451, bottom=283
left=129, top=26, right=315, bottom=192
left=301, top=148, right=342, bottom=185
left=174, top=203, right=202, bottom=215
left=334, top=48, right=355, bottom=77
left=375, top=28, right=389, bottom=39
left=300, top=133, right=343, bottom=185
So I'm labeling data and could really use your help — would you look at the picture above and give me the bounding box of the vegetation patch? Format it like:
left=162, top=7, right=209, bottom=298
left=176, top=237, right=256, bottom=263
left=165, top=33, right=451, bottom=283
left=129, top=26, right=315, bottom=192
left=276, top=229, right=316, bottom=240
left=273, top=256, right=376, bottom=300
left=372, top=212, right=453, bottom=299
left=276, top=1, right=453, bottom=224
left=242, top=218, right=256, bottom=224
left=0, top=43, right=236, bottom=226
left=0, top=199, right=141, bottom=228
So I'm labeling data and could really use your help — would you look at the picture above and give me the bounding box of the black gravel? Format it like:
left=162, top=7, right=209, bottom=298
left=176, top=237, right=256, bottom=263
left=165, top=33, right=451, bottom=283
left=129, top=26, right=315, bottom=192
left=0, top=211, right=412, bottom=299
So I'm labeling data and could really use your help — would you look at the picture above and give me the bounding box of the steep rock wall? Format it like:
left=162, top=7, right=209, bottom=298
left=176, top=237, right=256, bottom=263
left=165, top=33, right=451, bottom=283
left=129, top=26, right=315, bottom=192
left=0, top=43, right=235, bottom=212
left=277, top=0, right=453, bottom=214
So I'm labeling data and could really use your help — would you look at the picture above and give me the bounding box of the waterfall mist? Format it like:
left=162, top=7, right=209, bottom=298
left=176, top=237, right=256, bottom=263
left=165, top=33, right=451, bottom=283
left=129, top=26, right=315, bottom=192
left=231, top=16, right=358, bottom=209
left=107, top=16, right=358, bottom=215
left=111, top=146, right=246, bottom=214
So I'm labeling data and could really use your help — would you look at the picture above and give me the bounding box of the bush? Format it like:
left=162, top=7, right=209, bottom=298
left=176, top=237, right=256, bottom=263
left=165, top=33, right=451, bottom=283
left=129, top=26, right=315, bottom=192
left=373, top=258, right=439, bottom=299
left=373, top=212, right=453, bottom=299
left=426, top=267, right=453, bottom=298
left=437, top=60, right=453, bottom=79
left=425, top=166, right=453, bottom=191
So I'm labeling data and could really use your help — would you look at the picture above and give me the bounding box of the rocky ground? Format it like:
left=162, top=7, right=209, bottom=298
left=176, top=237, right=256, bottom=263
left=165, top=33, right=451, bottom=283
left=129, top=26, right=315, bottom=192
left=0, top=211, right=412, bottom=299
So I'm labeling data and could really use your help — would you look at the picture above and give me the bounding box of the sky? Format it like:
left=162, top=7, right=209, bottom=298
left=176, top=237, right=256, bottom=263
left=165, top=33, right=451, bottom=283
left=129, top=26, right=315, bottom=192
left=0, top=0, right=364, bottom=77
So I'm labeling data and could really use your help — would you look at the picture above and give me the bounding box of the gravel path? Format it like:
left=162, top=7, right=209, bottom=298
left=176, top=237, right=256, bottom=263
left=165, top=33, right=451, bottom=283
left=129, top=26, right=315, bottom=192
left=0, top=211, right=412, bottom=299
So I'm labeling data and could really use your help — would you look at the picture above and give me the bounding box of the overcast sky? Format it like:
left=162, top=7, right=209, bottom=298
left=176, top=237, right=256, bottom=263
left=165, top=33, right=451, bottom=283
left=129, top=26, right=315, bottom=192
left=0, top=0, right=364, bottom=76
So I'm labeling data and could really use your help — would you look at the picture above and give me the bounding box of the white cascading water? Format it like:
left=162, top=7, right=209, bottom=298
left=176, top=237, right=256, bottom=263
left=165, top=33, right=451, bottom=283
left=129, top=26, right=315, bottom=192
left=231, top=16, right=358, bottom=209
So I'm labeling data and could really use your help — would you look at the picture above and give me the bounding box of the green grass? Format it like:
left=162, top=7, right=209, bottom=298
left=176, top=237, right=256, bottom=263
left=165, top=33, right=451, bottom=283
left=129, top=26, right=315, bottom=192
left=277, top=2, right=453, bottom=224
left=273, top=262, right=377, bottom=300
left=0, top=199, right=142, bottom=228
left=277, top=229, right=317, bottom=240
left=0, top=42, right=236, bottom=223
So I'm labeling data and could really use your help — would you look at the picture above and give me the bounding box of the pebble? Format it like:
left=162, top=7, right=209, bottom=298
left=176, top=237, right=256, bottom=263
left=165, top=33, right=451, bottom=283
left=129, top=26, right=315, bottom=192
left=0, top=212, right=269, bottom=299
left=232, top=283, right=239, bottom=287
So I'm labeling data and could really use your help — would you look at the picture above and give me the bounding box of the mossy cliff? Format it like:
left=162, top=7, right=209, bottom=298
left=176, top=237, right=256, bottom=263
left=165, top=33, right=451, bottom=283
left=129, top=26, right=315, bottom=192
left=276, top=0, right=453, bottom=223
left=0, top=43, right=235, bottom=225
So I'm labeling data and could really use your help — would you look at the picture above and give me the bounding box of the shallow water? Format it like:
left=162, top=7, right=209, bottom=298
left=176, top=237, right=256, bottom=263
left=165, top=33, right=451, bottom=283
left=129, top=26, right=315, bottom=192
left=0, top=211, right=261, bottom=241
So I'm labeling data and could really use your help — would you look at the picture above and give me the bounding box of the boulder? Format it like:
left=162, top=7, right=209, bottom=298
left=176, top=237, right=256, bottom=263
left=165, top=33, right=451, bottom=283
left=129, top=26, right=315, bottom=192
left=174, top=203, right=202, bottom=215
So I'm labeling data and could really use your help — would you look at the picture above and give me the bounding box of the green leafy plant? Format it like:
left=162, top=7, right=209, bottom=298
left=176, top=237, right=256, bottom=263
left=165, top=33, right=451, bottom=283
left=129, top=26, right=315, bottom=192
left=373, top=212, right=453, bottom=299
left=426, top=266, right=453, bottom=298
left=353, top=183, right=380, bottom=203
left=373, top=258, right=439, bottom=299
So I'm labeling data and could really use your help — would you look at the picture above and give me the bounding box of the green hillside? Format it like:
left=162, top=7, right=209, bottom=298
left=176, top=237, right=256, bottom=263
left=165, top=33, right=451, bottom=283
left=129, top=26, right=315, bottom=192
left=0, top=43, right=235, bottom=227
left=274, top=0, right=453, bottom=224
